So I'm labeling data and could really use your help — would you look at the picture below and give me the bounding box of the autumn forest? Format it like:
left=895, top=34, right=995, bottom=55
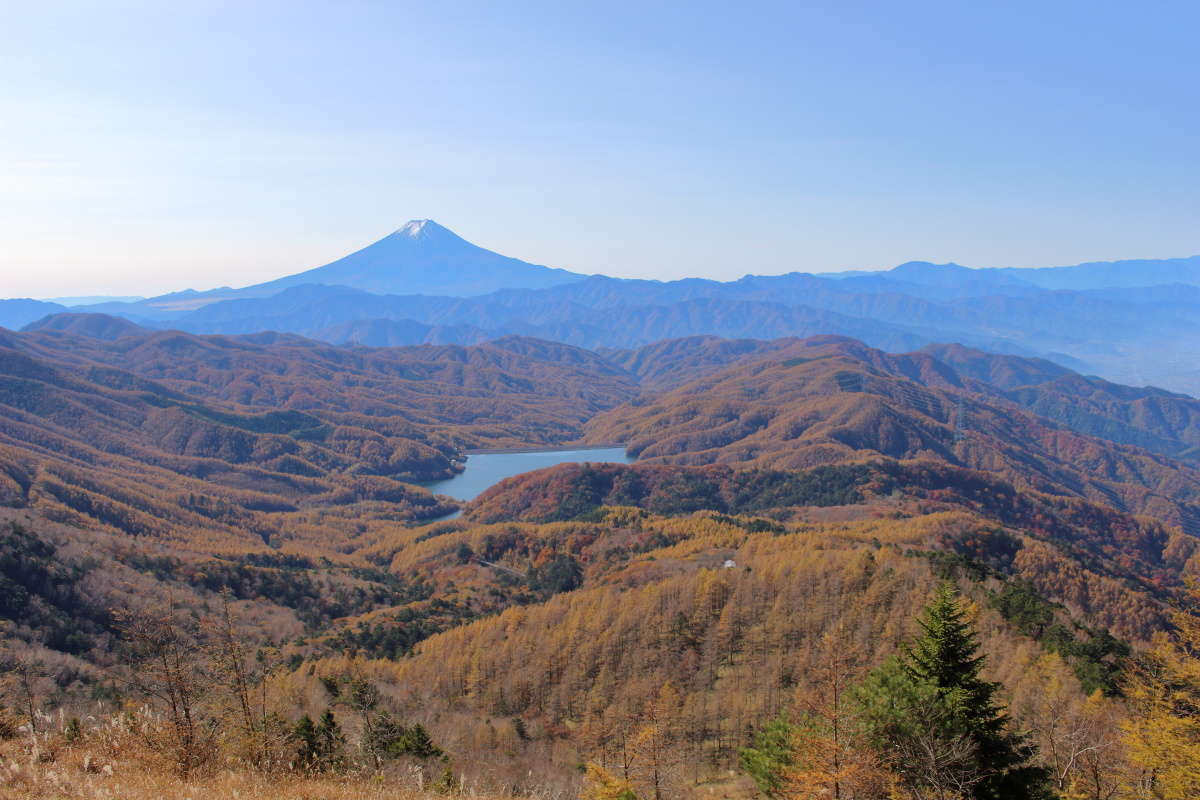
left=0, top=321, right=1199, bottom=800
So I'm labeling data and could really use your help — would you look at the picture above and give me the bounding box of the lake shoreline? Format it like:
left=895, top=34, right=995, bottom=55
left=420, top=446, right=634, bottom=502
left=461, top=443, right=627, bottom=456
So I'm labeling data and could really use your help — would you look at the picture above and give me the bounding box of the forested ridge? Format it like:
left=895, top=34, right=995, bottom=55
left=585, top=337, right=1200, bottom=533
left=1, top=327, right=1199, bottom=799
left=0, top=329, right=643, bottom=553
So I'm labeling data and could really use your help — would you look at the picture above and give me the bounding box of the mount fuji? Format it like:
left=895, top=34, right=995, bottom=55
left=234, top=219, right=584, bottom=298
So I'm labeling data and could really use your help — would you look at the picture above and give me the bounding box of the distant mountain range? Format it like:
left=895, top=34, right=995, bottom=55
left=3, top=221, right=1197, bottom=395
left=46, top=295, right=145, bottom=306
left=825, top=256, right=1200, bottom=291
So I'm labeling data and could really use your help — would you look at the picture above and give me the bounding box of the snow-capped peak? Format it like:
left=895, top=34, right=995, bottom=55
left=396, top=219, right=433, bottom=238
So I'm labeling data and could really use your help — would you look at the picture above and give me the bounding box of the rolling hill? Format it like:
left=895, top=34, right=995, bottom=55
left=0, top=327, right=643, bottom=558
left=0, top=342, right=457, bottom=553
left=21, top=311, right=148, bottom=340
left=2, top=326, right=638, bottom=448
left=599, top=336, right=1200, bottom=470
left=921, top=343, right=1200, bottom=462
left=3, top=323, right=1200, bottom=796
left=307, top=453, right=1197, bottom=793
left=585, top=336, right=1200, bottom=532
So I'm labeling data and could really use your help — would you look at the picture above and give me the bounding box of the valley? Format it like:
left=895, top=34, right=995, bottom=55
left=2, top=313, right=1200, bottom=799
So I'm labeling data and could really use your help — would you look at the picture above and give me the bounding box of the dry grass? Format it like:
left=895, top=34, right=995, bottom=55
left=0, top=767, right=460, bottom=800
left=0, top=709, right=526, bottom=800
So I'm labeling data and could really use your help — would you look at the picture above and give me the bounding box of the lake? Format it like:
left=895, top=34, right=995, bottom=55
left=422, top=446, right=633, bottom=502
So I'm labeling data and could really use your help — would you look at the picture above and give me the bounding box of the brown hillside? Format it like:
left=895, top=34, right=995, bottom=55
left=0, top=343, right=458, bottom=553
left=340, top=502, right=1167, bottom=792
left=922, top=342, right=1200, bottom=462
left=584, top=337, right=1200, bottom=531
left=1, top=327, right=638, bottom=451
left=5, top=328, right=1200, bottom=797
left=599, top=335, right=800, bottom=391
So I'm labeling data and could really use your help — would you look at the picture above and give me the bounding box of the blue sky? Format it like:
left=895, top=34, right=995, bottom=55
left=2, top=0, right=1197, bottom=297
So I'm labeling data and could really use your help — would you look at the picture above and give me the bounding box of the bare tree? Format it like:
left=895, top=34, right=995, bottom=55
left=891, top=720, right=982, bottom=800
left=203, top=591, right=290, bottom=769
left=1012, top=656, right=1125, bottom=799
left=0, top=649, right=44, bottom=739
left=112, top=597, right=215, bottom=775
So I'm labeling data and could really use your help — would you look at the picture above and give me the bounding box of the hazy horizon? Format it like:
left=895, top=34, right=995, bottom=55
left=3, top=1, right=1198, bottom=297
left=18, top=217, right=1200, bottom=302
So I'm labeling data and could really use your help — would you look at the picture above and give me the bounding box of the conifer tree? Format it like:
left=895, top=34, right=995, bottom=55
left=294, top=709, right=345, bottom=772
left=293, top=714, right=319, bottom=770
left=317, top=708, right=344, bottom=760
left=739, top=711, right=794, bottom=798
left=362, top=710, right=407, bottom=767
left=857, top=583, right=1051, bottom=800
left=402, top=722, right=444, bottom=760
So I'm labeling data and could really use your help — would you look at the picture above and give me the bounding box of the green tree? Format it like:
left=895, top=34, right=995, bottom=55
left=316, top=709, right=345, bottom=764
left=363, top=710, right=407, bottom=767
left=857, top=583, right=1051, bottom=800
left=739, top=710, right=794, bottom=798
left=293, top=714, right=319, bottom=769
left=294, top=709, right=345, bottom=772
left=401, top=722, right=444, bottom=760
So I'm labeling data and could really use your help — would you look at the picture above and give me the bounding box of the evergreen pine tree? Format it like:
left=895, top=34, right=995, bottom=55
left=402, top=722, right=444, bottom=760
left=295, top=709, right=345, bottom=772
left=857, top=583, right=1051, bottom=800
left=293, top=714, right=320, bottom=770
left=363, top=710, right=408, bottom=766
left=902, top=583, right=1006, bottom=740
left=316, top=708, right=345, bottom=768
left=738, top=711, right=794, bottom=798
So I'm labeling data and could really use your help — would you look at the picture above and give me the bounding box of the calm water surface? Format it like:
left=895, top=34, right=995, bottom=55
left=422, top=446, right=633, bottom=502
